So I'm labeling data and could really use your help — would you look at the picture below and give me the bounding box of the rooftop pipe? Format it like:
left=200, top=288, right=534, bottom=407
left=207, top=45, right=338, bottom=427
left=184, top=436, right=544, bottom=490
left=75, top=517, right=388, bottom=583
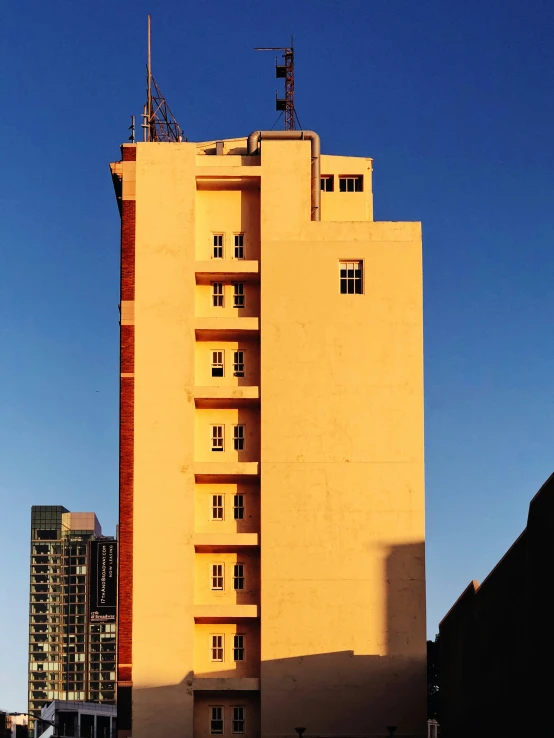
left=247, top=130, right=321, bottom=221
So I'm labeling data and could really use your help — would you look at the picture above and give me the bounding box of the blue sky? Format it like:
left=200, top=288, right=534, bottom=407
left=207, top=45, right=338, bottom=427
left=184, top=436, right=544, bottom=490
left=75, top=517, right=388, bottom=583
left=2, top=0, right=554, bottom=711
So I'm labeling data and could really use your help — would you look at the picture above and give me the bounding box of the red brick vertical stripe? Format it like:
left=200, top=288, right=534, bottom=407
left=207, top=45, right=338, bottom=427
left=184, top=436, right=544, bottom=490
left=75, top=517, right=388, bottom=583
left=122, top=146, right=136, bottom=162
left=118, top=177, right=135, bottom=733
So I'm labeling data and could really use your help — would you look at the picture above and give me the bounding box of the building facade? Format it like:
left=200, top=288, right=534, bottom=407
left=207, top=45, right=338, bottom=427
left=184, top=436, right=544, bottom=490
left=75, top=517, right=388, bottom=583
left=28, top=507, right=117, bottom=723
left=439, top=473, right=554, bottom=738
left=110, top=132, right=426, bottom=738
left=34, top=700, right=116, bottom=738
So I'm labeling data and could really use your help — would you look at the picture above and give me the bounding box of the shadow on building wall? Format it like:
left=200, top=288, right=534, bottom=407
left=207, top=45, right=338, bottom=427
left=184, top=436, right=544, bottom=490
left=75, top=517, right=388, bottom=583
left=123, top=542, right=427, bottom=738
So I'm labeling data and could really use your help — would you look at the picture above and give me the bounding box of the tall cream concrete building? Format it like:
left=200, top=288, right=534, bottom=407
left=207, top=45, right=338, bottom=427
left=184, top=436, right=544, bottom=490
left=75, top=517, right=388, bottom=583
left=110, top=131, right=426, bottom=738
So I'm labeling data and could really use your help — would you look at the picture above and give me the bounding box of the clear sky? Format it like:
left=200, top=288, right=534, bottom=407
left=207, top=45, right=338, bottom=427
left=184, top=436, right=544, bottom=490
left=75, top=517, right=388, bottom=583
left=2, top=0, right=554, bottom=711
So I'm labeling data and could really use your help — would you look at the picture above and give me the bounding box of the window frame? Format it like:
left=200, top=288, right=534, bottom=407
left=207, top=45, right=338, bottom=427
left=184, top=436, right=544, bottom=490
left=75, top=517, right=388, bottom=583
left=339, top=260, right=364, bottom=295
left=233, top=563, right=244, bottom=591
left=212, top=282, right=224, bottom=308
left=210, top=634, right=224, bottom=662
left=211, top=350, right=224, bottom=378
left=320, top=175, right=334, bottom=192
left=233, top=350, right=245, bottom=377
left=233, top=425, right=245, bottom=451
left=210, top=564, right=224, bottom=591
left=211, top=425, right=224, bottom=452
left=234, top=233, right=245, bottom=260
left=210, top=706, right=224, bottom=735
left=233, top=494, right=244, bottom=520
left=212, top=234, right=224, bottom=259
left=233, top=282, right=245, bottom=309
left=211, top=494, right=224, bottom=521
left=338, top=175, right=363, bottom=192
left=233, top=634, right=245, bottom=662
left=232, top=706, right=245, bottom=734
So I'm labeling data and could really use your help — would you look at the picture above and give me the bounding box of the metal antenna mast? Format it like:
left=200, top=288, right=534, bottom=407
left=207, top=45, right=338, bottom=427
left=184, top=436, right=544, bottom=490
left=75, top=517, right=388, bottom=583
left=142, top=15, right=186, bottom=142
left=255, top=39, right=299, bottom=130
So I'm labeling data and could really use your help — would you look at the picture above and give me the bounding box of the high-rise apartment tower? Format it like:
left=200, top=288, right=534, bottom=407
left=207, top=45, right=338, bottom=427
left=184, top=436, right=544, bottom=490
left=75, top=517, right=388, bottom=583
left=110, top=132, right=426, bottom=738
left=28, top=507, right=117, bottom=724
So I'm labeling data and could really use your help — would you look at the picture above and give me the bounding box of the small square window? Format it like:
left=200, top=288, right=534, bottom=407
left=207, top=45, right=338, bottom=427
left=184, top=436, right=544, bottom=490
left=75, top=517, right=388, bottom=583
left=339, top=260, right=363, bottom=294
left=211, top=495, right=224, bottom=521
left=339, top=175, right=363, bottom=192
left=212, top=235, right=224, bottom=259
left=211, top=351, right=224, bottom=378
left=233, top=564, right=244, bottom=591
left=233, top=351, right=245, bottom=377
left=211, top=634, right=224, bottom=661
left=233, top=494, right=244, bottom=520
left=234, top=234, right=245, bottom=260
left=232, top=706, right=245, bottom=734
left=233, top=425, right=245, bottom=451
left=211, top=564, right=224, bottom=591
left=211, top=425, right=224, bottom=452
left=233, top=283, right=245, bottom=309
left=321, top=176, right=334, bottom=192
left=210, top=706, right=224, bottom=735
left=212, top=283, right=224, bottom=307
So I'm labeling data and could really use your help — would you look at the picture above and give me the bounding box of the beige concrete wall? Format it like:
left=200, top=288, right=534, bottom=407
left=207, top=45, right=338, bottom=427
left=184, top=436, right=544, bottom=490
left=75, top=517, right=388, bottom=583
left=195, top=189, right=260, bottom=261
left=195, top=282, right=260, bottom=318
left=127, top=135, right=424, bottom=738
left=132, top=142, right=197, bottom=738
left=194, top=622, right=261, bottom=677
left=320, top=153, right=374, bottom=221
left=194, top=484, right=260, bottom=534
left=194, top=340, right=260, bottom=387
left=194, top=552, right=260, bottom=606
left=259, top=141, right=425, bottom=737
left=193, top=694, right=260, bottom=738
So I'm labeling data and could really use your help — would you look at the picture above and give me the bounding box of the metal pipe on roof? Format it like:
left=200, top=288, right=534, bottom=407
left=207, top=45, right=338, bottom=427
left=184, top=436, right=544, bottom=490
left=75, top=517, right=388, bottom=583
left=247, top=130, right=321, bottom=221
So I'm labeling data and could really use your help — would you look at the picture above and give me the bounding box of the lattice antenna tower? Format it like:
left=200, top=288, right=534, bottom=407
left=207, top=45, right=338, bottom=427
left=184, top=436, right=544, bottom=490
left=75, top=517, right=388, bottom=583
left=255, top=38, right=301, bottom=130
left=142, top=15, right=186, bottom=142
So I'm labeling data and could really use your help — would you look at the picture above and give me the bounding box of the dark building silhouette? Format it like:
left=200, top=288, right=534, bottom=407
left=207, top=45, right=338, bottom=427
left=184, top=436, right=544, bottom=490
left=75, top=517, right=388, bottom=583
left=439, top=473, right=554, bottom=737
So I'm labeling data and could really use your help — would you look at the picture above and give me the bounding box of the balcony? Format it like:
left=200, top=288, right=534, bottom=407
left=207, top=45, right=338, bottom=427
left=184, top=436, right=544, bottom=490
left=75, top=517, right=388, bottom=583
left=193, top=385, right=259, bottom=409
left=193, top=677, right=260, bottom=691
left=195, top=317, right=259, bottom=341
left=193, top=533, right=259, bottom=552
left=194, top=461, right=259, bottom=483
left=193, top=604, right=259, bottom=623
left=195, top=260, right=259, bottom=284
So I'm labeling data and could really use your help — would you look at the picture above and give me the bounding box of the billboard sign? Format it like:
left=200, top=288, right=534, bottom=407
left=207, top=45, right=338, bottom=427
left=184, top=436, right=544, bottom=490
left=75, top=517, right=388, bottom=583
left=89, top=540, right=117, bottom=622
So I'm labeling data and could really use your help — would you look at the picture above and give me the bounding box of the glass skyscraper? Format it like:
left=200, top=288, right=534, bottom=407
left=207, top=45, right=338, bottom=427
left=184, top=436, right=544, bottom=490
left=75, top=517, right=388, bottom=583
left=28, top=506, right=117, bottom=724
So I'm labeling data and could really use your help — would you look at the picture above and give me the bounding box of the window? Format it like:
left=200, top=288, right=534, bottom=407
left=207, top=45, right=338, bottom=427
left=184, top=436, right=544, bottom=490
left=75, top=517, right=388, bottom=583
left=233, top=634, right=245, bottom=661
left=211, top=495, right=224, bottom=521
left=233, top=283, right=245, bottom=308
left=339, top=175, right=363, bottom=192
left=211, top=634, right=224, bottom=661
left=210, top=706, right=224, bottom=734
left=232, top=707, right=245, bottom=734
left=233, top=564, right=244, bottom=591
left=212, top=234, right=224, bottom=259
left=233, top=351, right=245, bottom=377
left=211, top=564, right=224, bottom=590
left=233, top=425, right=245, bottom=451
left=212, top=283, right=224, bottom=307
left=321, top=175, right=334, bottom=192
left=211, top=425, right=224, bottom=452
left=233, top=494, right=244, bottom=520
left=211, top=351, right=224, bottom=377
left=234, top=234, right=245, bottom=260
left=339, top=261, right=363, bottom=294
